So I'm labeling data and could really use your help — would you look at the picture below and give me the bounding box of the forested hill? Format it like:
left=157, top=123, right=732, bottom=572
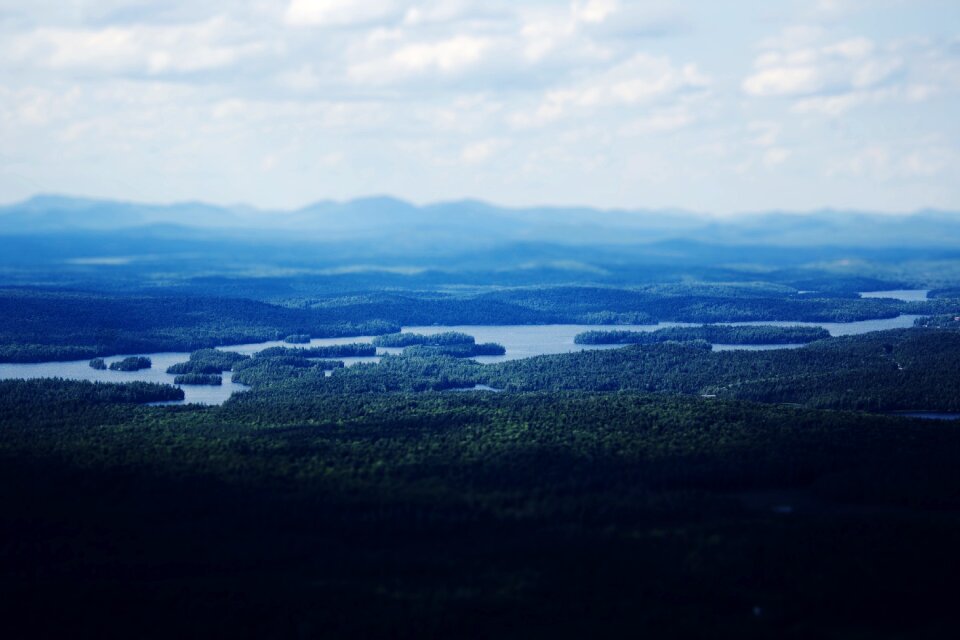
left=0, top=289, right=398, bottom=362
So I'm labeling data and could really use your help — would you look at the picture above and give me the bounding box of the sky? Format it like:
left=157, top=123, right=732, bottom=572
left=0, top=0, right=958, bottom=213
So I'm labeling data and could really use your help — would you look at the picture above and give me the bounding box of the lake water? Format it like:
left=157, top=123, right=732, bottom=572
left=860, top=290, right=930, bottom=302
left=402, top=315, right=923, bottom=362
left=0, top=314, right=925, bottom=405
left=0, top=351, right=250, bottom=406
left=888, top=411, right=960, bottom=421
left=720, top=315, right=923, bottom=337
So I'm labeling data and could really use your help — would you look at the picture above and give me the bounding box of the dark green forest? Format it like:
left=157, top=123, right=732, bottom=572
left=3, top=285, right=956, bottom=363
left=2, top=379, right=960, bottom=638
left=574, top=325, right=831, bottom=345
left=3, top=267, right=960, bottom=638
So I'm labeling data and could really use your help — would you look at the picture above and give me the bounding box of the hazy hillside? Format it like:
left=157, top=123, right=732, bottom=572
left=2, top=195, right=959, bottom=249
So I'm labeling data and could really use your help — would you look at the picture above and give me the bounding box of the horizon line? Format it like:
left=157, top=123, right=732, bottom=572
left=1, top=191, right=955, bottom=219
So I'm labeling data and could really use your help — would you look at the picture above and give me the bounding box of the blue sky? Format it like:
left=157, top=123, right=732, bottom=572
left=0, top=0, right=958, bottom=213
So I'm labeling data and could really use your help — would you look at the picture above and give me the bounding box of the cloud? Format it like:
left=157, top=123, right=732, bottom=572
left=512, top=53, right=709, bottom=128
left=748, top=122, right=782, bottom=148
left=348, top=35, right=492, bottom=83
left=0, top=0, right=955, bottom=212
left=460, top=138, right=509, bottom=164
left=284, top=0, right=399, bottom=28
left=6, top=16, right=268, bottom=76
left=742, top=28, right=959, bottom=119
left=519, top=0, right=622, bottom=63
left=827, top=143, right=955, bottom=180
left=743, top=66, right=823, bottom=97
left=742, top=33, right=899, bottom=99
left=620, top=106, right=695, bottom=136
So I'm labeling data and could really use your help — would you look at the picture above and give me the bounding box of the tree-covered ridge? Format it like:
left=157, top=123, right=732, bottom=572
left=0, top=379, right=182, bottom=412
left=574, top=325, right=830, bottom=345
left=370, top=332, right=505, bottom=356
left=402, top=343, right=507, bottom=358
left=230, top=349, right=347, bottom=388
left=0, top=288, right=400, bottom=363
left=173, top=373, right=222, bottom=386
left=915, top=314, right=960, bottom=328
left=108, top=356, right=151, bottom=371
left=485, top=329, right=960, bottom=411
left=304, top=285, right=960, bottom=326
left=2, top=285, right=959, bottom=364
left=215, top=328, right=960, bottom=413
left=373, top=331, right=476, bottom=347
left=166, top=349, right=250, bottom=375
left=256, top=344, right=376, bottom=358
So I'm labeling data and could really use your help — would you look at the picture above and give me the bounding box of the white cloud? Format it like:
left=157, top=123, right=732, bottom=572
left=519, top=0, right=623, bottom=63
left=741, top=27, right=960, bottom=123
left=742, top=32, right=899, bottom=98
left=0, top=0, right=956, bottom=212
left=348, top=35, right=492, bottom=83
left=620, top=107, right=694, bottom=136
left=284, top=0, right=399, bottom=27
left=572, top=0, right=619, bottom=25
left=6, top=16, right=267, bottom=75
left=461, top=138, right=509, bottom=164
left=513, top=53, right=708, bottom=128
left=743, top=66, right=822, bottom=97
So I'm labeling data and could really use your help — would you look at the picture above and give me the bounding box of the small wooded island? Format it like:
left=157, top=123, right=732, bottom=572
left=166, top=349, right=249, bottom=375
left=374, top=332, right=506, bottom=356
left=574, top=325, right=831, bottom=345
left=107, top=356, right=152, bottom=371
left=173, top=373, right=223, bottom=386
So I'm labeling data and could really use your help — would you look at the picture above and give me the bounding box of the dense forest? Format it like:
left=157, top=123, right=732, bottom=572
left=173, top=373, right=223, bottom=386
left=3, top=276, right=960, bottom=638
left=373, top=331, right=476, bottom=347
left=2, top=378, right=960, bottom=637
left=200, top=327, right=960, bottom=412
left=166, top=349, right=250, bottom=375
left=574, top=325, right=831, bottom=345
left=3, top=285, right=959, bottom=364
left=108, top=356, right=151, bottom=371
left=0, top=288, right=399, bottom=363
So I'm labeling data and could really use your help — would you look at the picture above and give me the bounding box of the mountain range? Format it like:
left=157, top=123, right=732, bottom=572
left=2, top=194, right=959, bottom=249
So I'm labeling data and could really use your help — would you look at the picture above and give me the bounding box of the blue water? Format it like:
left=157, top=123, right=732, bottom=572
left=889, top=411, right=960, bottom=421
left=859, top=290, right=930, bottom=302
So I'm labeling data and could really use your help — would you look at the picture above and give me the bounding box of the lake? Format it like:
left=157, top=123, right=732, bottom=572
left=0, top=314, right=925, bottom=405
left=888, top=411, right=960, bottom=421
left=402, top=315, right=923, bottom=362
left=859, top=289, right=930, bottom=302
left=0, top=351, right=250, bottom=406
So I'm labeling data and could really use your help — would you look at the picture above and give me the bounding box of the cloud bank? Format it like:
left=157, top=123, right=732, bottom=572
left=0, top=0, right=957, bottom=212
